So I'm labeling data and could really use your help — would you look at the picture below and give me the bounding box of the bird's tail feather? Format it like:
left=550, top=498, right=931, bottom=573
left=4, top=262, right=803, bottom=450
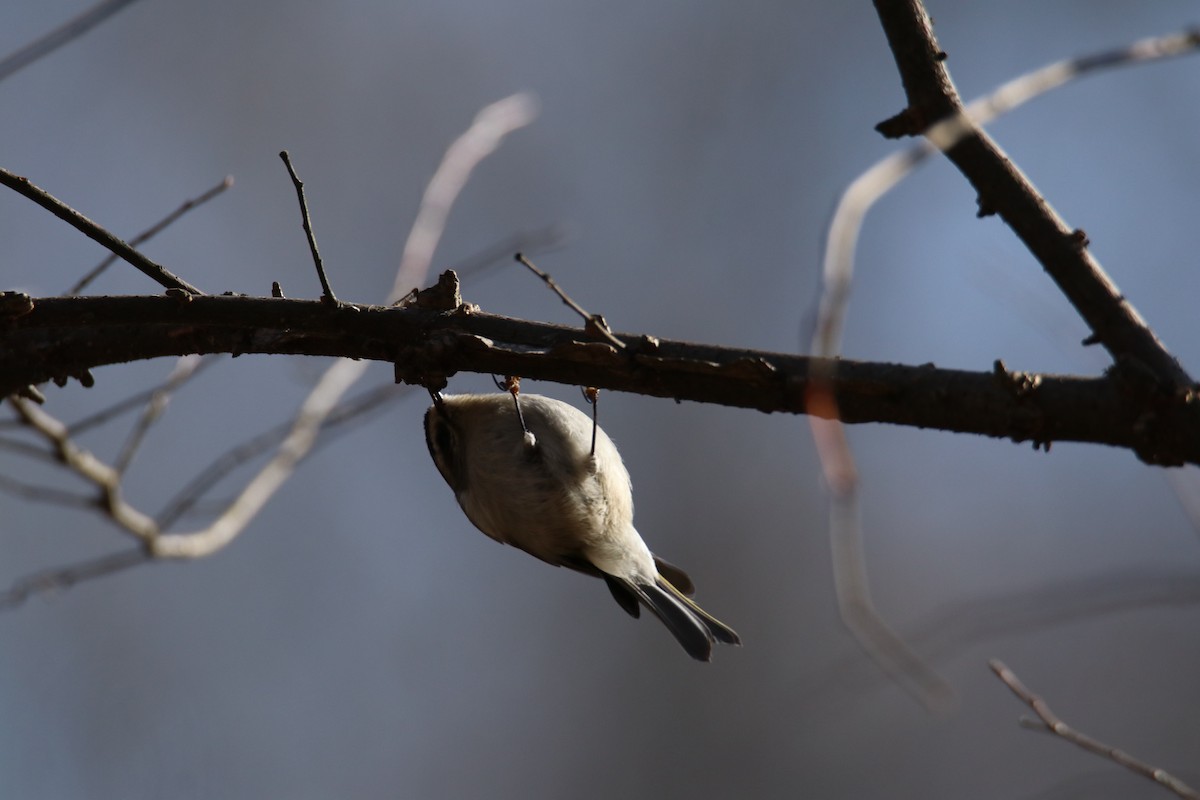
left=655, top=575, right=741, bottom=647
left=607, top=574, right=740, bottom=661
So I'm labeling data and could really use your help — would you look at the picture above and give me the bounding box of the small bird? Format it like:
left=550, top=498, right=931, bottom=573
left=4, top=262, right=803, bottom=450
left=424, top=391, right=740, bottom=661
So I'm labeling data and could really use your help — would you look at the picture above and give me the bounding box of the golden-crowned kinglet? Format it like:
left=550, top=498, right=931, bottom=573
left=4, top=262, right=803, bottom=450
left=424, top=392, right=740, bottom=661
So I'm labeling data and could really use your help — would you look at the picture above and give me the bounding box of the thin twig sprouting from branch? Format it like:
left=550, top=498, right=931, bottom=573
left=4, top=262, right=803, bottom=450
left=0, top=167, right=203, bottom=296
left=279, top=151, right=338, bottom=307
left=514, top=253, right=624, bottom=349
left=514, top=253, right=591, bottom=321
left=990, top=660, right=1200, bottom=799
left=0, top=0, right=143, bottom=83
left=68, top=177, right=233, bottom=296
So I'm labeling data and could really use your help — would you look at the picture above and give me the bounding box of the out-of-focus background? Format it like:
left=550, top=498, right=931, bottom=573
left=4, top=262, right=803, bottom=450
left=2, top=2, right=1199, bottom=797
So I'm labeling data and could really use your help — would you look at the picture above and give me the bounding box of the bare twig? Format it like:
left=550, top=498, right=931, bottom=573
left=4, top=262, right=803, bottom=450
left=279, top=151, right=338, bottom=306
left=67, top=177, right=233, bottom=296
left=990, top=660, right=1199, bottom=799
left=114, top=355, right=207, bottom=475
left=0, top=549, right=148, bottom=611
left=514, top=253, right=624, bottom=349
left=0, top=167, right=203, bottom=296
left=0, top=0, right=142, bottom=83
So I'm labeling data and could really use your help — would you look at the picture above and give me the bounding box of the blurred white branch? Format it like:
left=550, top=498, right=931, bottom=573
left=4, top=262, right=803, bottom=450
left=391, top=93, right=539, bottom=302
left=9, top=396, right=158, bottom=543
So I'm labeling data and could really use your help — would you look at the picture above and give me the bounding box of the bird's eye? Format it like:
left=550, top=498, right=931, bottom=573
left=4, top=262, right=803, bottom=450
left=434, top=419, right=456, bottom=466
left=425, top=412, right=460, bottom=483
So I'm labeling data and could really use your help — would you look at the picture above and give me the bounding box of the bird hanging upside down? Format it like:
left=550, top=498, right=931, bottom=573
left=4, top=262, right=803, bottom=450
left=424, top=391, right=740, bottom=661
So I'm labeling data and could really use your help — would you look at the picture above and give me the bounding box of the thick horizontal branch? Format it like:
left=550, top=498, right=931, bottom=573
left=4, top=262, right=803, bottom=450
left=1, top=294, right=1198, bottom=465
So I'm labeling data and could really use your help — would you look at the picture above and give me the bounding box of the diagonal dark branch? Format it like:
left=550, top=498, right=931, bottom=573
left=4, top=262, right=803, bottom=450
left=870, top=0, right=1193, bottom=392
left=0, top=167, right=204, bottom=296
left=67, top=176, right=232, bottom=296
left=515, top=253, right=624, bottom=349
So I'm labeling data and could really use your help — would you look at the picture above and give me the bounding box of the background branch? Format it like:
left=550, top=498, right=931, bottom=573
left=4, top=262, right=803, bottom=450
left=0, top=0, right=142, bottom=83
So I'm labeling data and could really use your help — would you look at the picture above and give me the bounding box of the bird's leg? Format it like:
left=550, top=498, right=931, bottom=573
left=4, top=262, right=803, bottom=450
left=494, top=375, right=534, bottom=446
left=582, top=386, right=600, bottom=457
